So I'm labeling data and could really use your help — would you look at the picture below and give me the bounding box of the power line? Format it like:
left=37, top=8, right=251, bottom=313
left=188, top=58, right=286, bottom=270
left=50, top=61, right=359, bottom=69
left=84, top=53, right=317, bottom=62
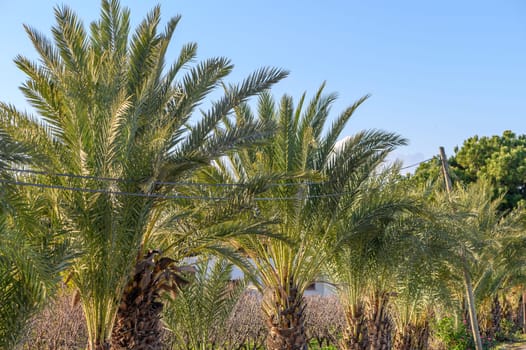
left=0, top=166, right=325, bottom=188
left=400, top=158, right=434, bottom=171
left=0, top=178, right=217, bottom=200
left=0, top=177, right=353, bottom=201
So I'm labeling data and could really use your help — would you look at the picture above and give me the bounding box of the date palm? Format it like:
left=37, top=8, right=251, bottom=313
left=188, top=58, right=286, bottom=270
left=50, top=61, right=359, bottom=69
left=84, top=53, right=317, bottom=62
left=218, top=85, right=406, bottom=350
left=0, top=130, right=71, bottom=349
left=390, top=216, right=454, bottom=350
left=327, top=169, right=419, bottom=350
left=163, top=257, right=245, bottom=350
left=493, top=207, right=526, bottom=333
left=428, top=180, right=518, bottom=350
left=0, top=1, right=287, bottom=348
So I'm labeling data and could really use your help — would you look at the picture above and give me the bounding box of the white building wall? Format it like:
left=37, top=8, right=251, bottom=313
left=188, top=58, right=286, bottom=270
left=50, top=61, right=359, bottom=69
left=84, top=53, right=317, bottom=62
left=183, top=257, right=334, bottom=296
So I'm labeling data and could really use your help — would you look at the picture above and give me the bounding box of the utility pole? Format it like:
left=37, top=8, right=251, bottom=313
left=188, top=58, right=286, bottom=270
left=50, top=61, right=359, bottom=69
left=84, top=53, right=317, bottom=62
left=439, top=147, right=483, bottom=350
left=439, top=146, right=453, bottom=194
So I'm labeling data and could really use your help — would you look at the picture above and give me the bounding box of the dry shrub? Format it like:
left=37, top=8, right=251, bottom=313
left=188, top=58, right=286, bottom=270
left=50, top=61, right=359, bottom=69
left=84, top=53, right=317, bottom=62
left=17, top=288, right=344, bottom=350
left=222, top=288, right=267, bottom=349
left=17, top=290, right=87, bottom=350
left=304, top=295, right=345, bottom=348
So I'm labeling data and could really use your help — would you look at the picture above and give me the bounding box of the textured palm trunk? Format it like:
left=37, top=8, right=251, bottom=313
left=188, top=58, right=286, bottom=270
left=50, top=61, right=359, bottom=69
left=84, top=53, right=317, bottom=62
left=263, top=277, right=308, bottom=350
left=365, top=291, right=392, bottom=350
left=490, top=294, right=501, bottom=339
left=393, top=320, right=429, bottom=350
left=111, top=251, right=187, bottom=350
left=393, top=325, right=411, bottom=350
left=340, top=301, right=368, bottom=350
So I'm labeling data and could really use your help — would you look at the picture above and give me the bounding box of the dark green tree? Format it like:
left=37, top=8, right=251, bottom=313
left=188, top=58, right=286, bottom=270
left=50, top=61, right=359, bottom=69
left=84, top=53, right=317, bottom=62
left=412, top=130, right=526, bottom=210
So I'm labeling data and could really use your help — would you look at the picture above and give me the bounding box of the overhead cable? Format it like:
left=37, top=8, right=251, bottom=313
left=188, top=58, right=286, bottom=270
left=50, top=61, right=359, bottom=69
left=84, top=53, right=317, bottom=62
left=0, top=178, right=351, bottom=201
left=0, top=166, right=324, bottom=188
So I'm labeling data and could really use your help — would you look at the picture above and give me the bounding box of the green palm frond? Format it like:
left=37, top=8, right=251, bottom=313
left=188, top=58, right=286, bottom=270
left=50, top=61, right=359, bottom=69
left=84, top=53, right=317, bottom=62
left=174, top=67, right=287, bottom=157
left=163, top=257, right=245, bottom=350
left=0, top=181, right=73, bottom=348
left=90, top=0, right=130, bottom=56
left=127, top=5, right=162, bottom=92
left=0, top=129, right=31, bottom=168
left=322, top=94, right=370, bottom=159
left=52, top=4, right=89, bottom=74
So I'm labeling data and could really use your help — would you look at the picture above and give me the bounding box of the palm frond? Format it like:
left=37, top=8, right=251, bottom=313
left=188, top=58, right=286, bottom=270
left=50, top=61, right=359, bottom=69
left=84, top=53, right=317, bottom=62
left=127, top=4, right=161, bottom=93
left=51, top=4, right=89, bottom=74
left=163, top=257, right=245, bottom=350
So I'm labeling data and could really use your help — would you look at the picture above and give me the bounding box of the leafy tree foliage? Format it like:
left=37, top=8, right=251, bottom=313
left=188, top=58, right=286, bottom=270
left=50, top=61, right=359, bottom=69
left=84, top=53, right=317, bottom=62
left=412, top=130, right=526, bottom=210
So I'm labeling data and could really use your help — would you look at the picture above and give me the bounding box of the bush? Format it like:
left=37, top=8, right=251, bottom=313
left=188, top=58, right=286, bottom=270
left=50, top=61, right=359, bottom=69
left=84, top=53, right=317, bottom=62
left=19, top=286, right=345, bottom=349
left=16, top=290, right=87, bottom=349
left=434, top=317, right=470, bottom=350
left=304, top=295, right=345, bottom=348
left=434, top=316, right=496, bottom=350
left=223, top=289, right=267, bottom=349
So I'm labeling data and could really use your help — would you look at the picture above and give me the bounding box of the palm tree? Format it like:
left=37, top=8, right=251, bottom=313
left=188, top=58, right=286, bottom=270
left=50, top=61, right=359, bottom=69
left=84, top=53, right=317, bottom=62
left=216, top=85, right=406, bottom=350
left=0, top=1, right=287, bottom=348
left=163, top=257, right=245, bottom=350
left=494, top=208, right=526, bottom=334
left=428, top=180, right=516, bottom=350
left=390, top=218, right=452, bottom=350
left=327, top=169, right=420, bottom=350
left=0, top=130, right=71, bottom=349
left=110, top=180, right=278, bottom=350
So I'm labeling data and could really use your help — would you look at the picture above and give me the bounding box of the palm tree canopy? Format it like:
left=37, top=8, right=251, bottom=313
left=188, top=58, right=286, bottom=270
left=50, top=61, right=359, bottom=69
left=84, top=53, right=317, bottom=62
left=220, top=84, right=407, bottom=293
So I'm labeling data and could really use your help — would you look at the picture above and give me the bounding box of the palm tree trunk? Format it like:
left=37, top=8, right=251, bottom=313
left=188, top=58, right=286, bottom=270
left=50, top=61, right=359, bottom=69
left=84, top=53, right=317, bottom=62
left=491, top=294, right=501, bottom=339
left=263, top=278, right=308, bottom=350
left=393, top=320, right=430, bottom=350
left=111, top=256, right=164, bottom=350
left=463, top=265, right=483, bottom=350
left=111, top=251, right=186, bottom=350
left=365, top=291, right=392, bottom=350
left=393, top=325, right=411, bottom=350
left=340, top=301, right=367, bottom=350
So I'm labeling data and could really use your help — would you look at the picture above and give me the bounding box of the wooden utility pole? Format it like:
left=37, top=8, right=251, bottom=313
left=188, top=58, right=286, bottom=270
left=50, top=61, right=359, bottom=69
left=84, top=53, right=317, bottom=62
left=439, top=147, right=453, bottom=194
left=439, top=147, right=483, bottom=350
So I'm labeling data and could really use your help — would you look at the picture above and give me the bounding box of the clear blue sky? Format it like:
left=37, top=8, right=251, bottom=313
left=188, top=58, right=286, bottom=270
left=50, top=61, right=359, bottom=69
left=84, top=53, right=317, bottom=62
left=1, top=1, right=525, bottom=169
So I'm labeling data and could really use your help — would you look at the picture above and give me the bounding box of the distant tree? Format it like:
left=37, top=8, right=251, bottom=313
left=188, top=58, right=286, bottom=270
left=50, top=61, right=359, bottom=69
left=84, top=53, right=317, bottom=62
left=412, top=130, right=526, bottom=210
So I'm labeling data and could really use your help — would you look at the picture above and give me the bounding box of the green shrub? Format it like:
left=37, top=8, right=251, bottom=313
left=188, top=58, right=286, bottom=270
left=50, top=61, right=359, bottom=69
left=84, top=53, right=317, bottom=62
left=434, top=316, right=496, bottom=350
left=434, top=317, right=470, bottom=350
